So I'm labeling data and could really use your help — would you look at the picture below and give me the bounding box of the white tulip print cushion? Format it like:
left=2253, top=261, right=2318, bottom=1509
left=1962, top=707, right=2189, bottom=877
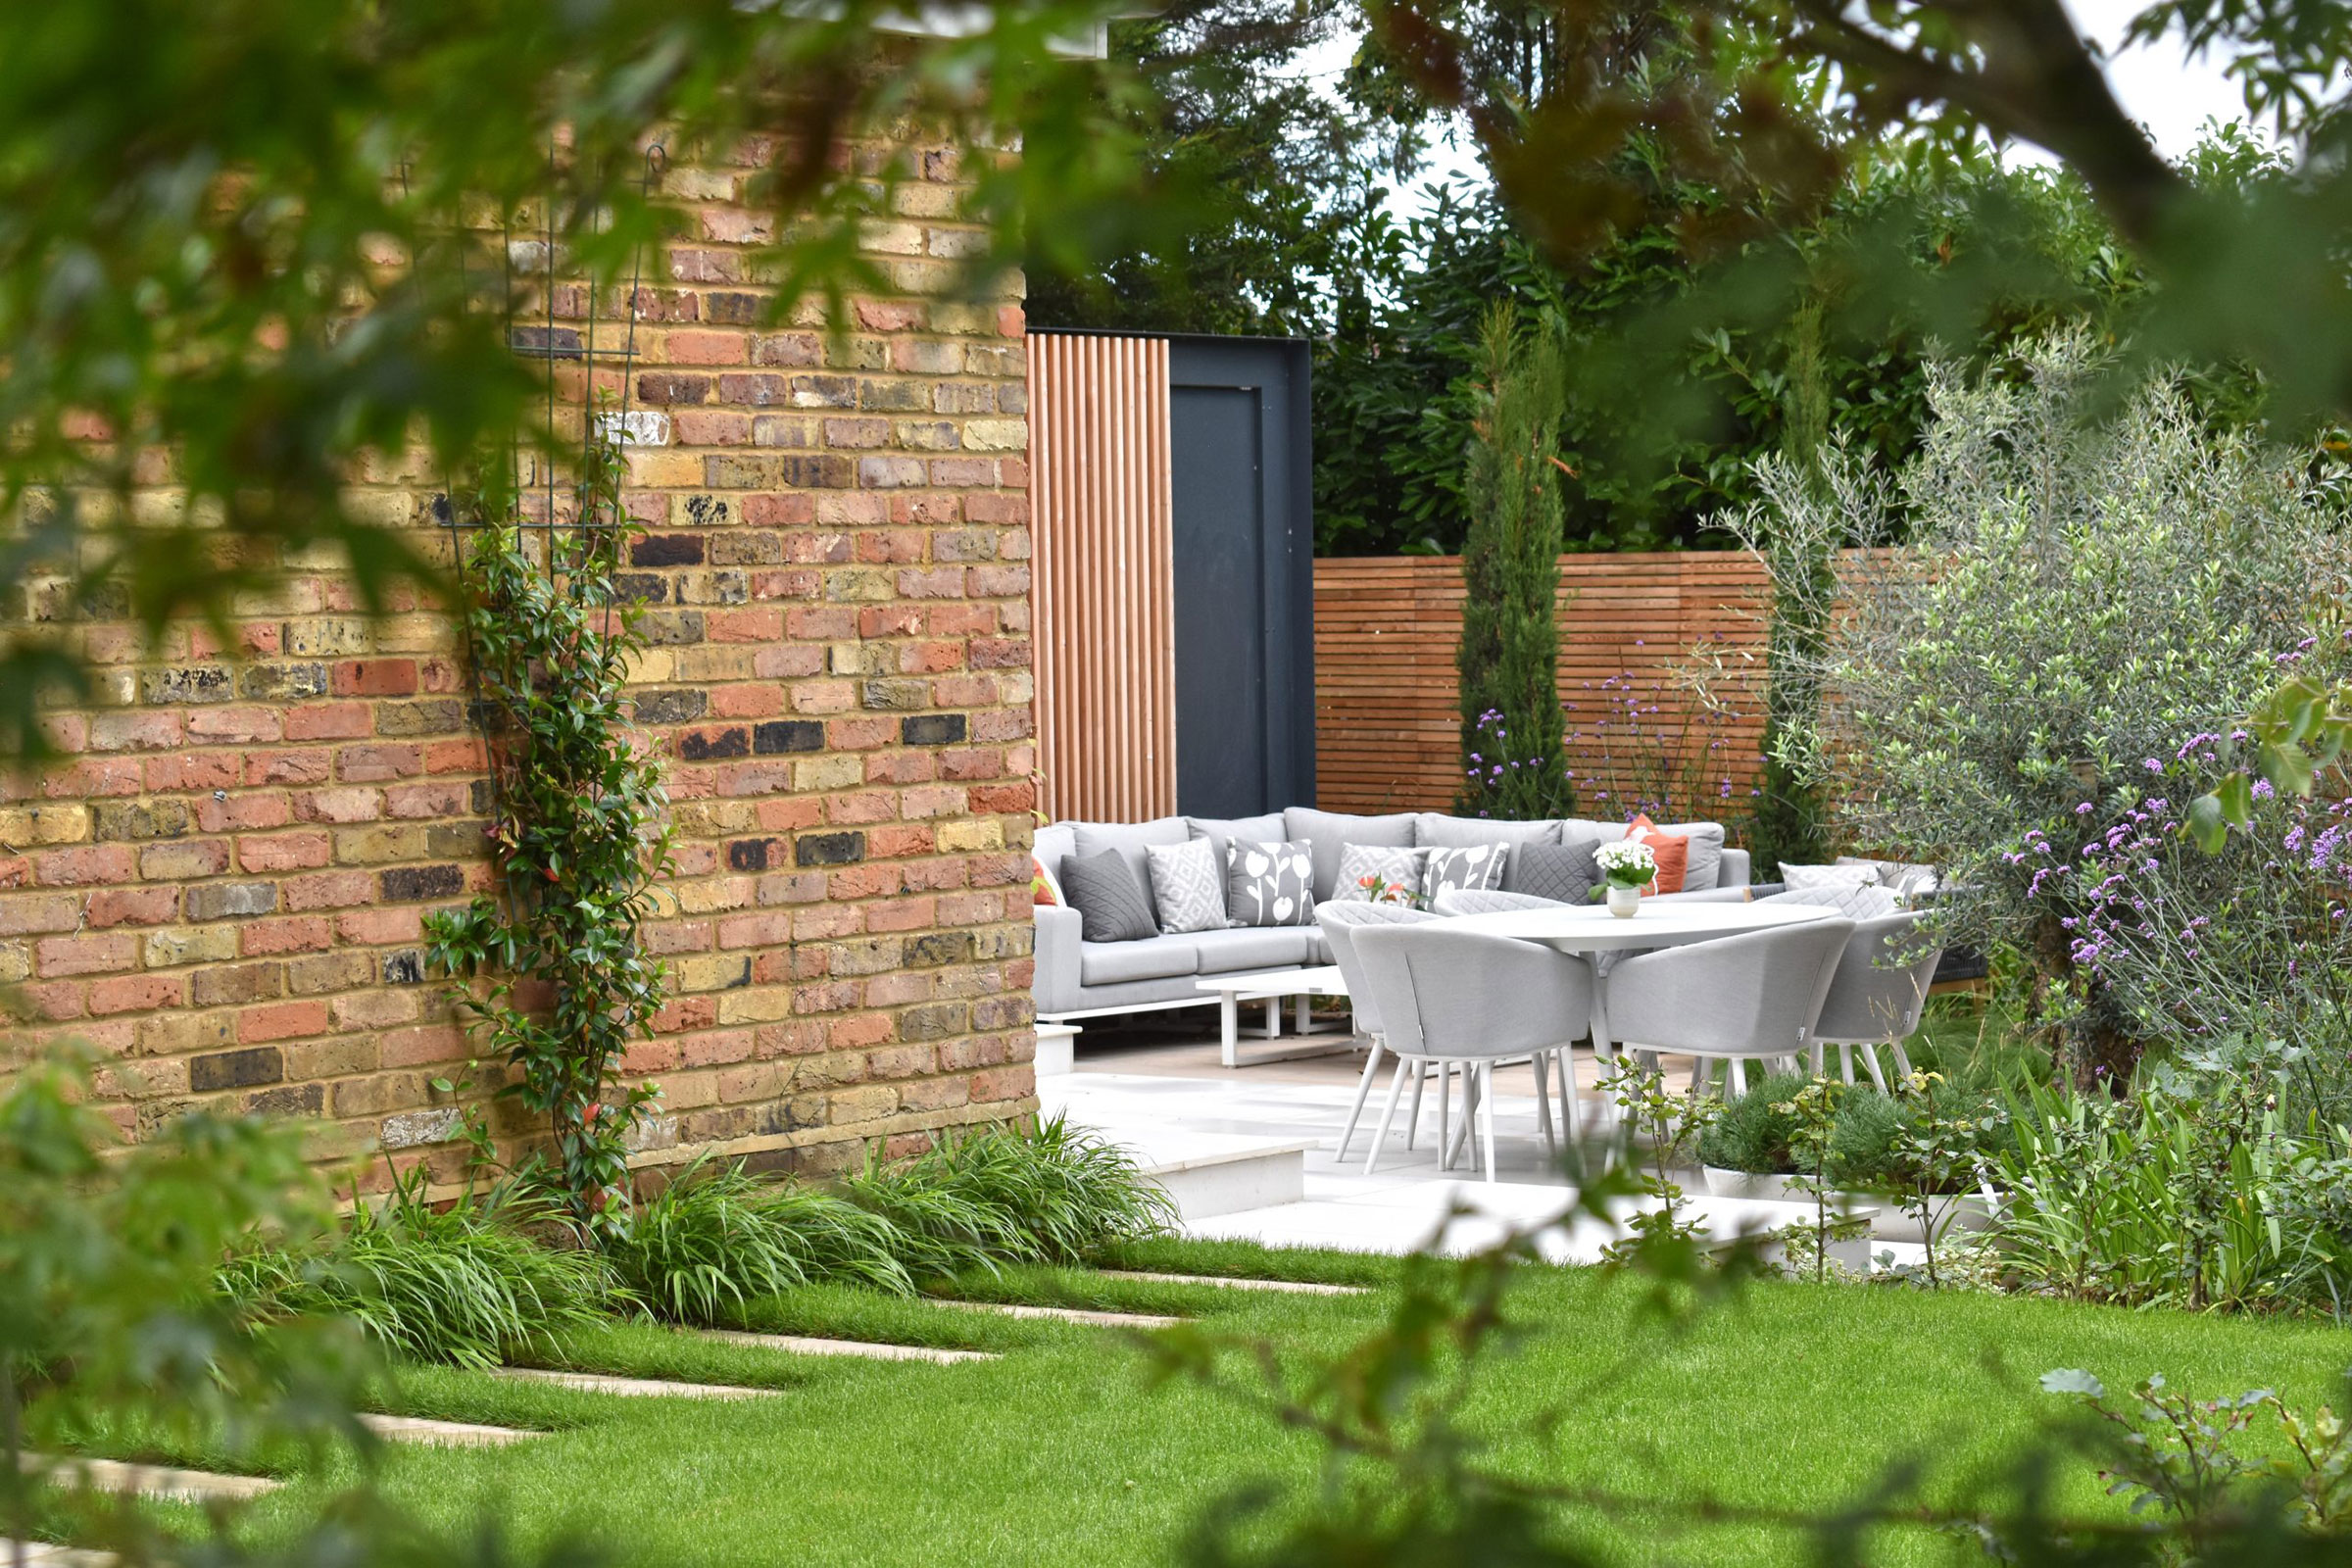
left=1224, top=839, right=1314, bottom=927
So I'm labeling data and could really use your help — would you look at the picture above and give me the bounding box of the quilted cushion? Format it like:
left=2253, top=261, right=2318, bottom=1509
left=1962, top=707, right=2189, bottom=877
left=1509, top=839, right=1600, bottom=906
left=1070, top=817, right=1190, bottom=918
left=1335, top=843, right=1425, bottom=904
left=1759, top=882, right=1900, bottom=921
left=1060, top=849, right=1159, bottom=943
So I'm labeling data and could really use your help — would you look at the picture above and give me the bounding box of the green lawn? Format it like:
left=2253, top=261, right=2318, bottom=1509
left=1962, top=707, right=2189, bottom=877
left=144, top=1240, right=2352, bottom=1568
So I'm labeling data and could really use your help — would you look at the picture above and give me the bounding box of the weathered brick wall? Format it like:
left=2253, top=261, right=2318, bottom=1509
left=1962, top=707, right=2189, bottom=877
left=0, top=125, right=1040, bottom=1188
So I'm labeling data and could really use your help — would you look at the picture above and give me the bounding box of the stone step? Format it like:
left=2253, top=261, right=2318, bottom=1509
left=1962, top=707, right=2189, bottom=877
left=925, top=1298, right=1186, bottom=1329
left=1095, top=1268, right=1368, bottom=1297
left=1128, top=1131, right=1313, bottom=1222
left=694, top=1329, right=997, bottom=1365
left=0, top=1541, right=119, bottom=1566
left=485, top=1367, right=776, bottom=1400
left=21, top=1452, right=278, bottom=1502
left=360, top=1413, right=543, bottom=1446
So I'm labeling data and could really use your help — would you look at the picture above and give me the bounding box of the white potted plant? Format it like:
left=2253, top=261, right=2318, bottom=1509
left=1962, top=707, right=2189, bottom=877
left=1593, top=837, right=1656, bottom=917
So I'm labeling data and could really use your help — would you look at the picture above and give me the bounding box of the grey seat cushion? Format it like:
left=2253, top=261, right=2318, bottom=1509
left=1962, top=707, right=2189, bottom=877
left=1059, top=849, right=1159, bottom=943
left=1189, top=926, right=1316, bottom=974
left=1079, top=937, right=1200, bottom=986
left=1284, top=808, right=1417, bottom=902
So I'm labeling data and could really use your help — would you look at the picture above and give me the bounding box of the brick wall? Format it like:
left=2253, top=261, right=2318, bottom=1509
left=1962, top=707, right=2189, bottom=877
left=0, top=123, right=1041, bottom=1188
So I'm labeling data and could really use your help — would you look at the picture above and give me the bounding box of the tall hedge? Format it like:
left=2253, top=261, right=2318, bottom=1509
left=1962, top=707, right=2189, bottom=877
left=1456, top=307, right=1574, bottom=820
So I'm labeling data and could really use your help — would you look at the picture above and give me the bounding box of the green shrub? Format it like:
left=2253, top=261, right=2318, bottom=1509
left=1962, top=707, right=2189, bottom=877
left=845, top=1114, right=1174, bottom=1273
left=221, top=1169, right=623, bottom=1369
left=1694, top=1074, right=1806, bottom=1173
left=1826, top=1089, right=1903, bottom=1189
left=603, top=1158, right=914, bottom=1324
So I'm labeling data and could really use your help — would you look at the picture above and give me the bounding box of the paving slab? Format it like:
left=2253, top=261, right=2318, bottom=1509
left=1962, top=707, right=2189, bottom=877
left=359, top=1413, right=543, bottom=1446
left=694, top=1329, right=996, bottom=1365
left=1096, top=1269, right=1366, bottom=1297
left=0, top=1541, right=118, bottom=1566
left=21, top=1452, right=278, bottom=1502
left=925, top=1298, right=1186, bottom=1329
left=485, top=1367, right=775, bottom=1400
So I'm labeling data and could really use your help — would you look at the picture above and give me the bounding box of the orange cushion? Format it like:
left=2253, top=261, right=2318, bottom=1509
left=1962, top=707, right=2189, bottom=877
left=1624, top=814, right=1689, bottom=896
left=1031, top=855, right=1062, bottom=906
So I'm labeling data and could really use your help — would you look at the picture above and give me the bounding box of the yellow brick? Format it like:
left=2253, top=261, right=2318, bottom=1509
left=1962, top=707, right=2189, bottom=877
left=0, top=804, right=89, bottom=849
left=332, top=825, right=431, bottom=864
left=961, top=418, right=1028, bottom=453
left=829, top=1085, right=900, bottom=1125
left=794, top=755, right=862, bottom=792
left=676, top=955, right=755, bottom=993
left=676, top=879, right=753, bottom=915
left=145, top=926, right=239, bottom=969
left=936, top=818, right=1004, bottom=853
left=625, top=450, right=703, bottom=488
left=717, top=988, right=800, bottom=1025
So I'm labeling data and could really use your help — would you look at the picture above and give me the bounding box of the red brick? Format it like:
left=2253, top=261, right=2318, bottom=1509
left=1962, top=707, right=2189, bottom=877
left=89, top=974, right=184, bottom=1015
left=330, top=660, right=419, bottom=697
left=337, top=907, right=423, bottom=945
left=242, top=916, right=334, bottom=956
left=239, top=831, right=333, bottom=873
left=284, top=703, right=373, bottom=741
left=239, top=1001, right=330, bottom=1043
left=32, top=845, right=137, bottom=887
left=84, top=887, right=179, bottom=928
left=36, top=932, right=139, bottom=977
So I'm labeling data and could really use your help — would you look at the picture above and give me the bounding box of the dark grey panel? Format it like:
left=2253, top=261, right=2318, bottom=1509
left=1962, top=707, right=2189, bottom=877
left=1170, top=384, right=1267, bottom=818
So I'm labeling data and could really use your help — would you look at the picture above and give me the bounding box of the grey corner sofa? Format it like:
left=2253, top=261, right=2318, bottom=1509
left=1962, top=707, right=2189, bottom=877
left=1031, top=807, right=1751, bottom=1025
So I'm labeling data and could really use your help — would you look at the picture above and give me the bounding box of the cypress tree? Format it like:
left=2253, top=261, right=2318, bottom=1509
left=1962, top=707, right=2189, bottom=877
left=1456, top=305, right=1574, bottom=819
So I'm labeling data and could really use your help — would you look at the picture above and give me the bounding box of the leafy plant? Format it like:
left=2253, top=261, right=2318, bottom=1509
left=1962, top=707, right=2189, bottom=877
left=1455, top=304, right=1573, bottom=822
left=425, top=438, right=674, bottom=1237
left=1595, top=1056, right=1714, bottom=1279
left=1694, top=1071, right=1806, bottom=1174
left=220, top=1166, right=625, bottom=1371
left=605, top=1158, right=914, bottom=1324
left=845, top=1114, right=1174, bottom=1273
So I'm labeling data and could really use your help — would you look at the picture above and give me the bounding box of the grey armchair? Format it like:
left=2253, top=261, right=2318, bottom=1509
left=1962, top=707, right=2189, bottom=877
left=1810, top=911, right=1944, bottom=1090
left=1603, top=917, right=1856, bottom=1099
left=1316, top=901, right=1444, bottom=1160
left=1350, top=925, right=1594, bottom=1182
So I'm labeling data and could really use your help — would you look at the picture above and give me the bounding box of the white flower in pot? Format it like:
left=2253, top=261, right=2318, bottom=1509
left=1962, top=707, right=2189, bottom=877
left=1593, top=837, right=1657, bottom=917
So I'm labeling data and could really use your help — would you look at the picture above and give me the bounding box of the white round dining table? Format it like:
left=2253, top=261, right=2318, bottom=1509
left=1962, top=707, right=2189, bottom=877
left=1440, top=899, right=1841, bottom=1057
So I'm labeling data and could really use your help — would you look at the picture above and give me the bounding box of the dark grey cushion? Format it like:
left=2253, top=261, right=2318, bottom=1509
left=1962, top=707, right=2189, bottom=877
left=1225, top=839, right=1315, bottom=927
left=1060, top=848, right=1160, bottom=943
left=1070, top=817, right=1190, bottom=918
left=1509, top=839, right=1600, bottom=906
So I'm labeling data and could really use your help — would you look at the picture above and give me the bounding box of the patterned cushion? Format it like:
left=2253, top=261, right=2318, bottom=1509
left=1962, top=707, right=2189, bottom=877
left=1508, top=839, right=1600, bottom=906
left=1059, top=849, right=1159, bottom=943
left=1145, top=838, right=1226, bottom=934
left=1782, top=861, right=1883, bottom=893
left=1224, top=840, right=1315, bottom=928
left=1760, top=881, right=1900, bottom=921
left=1335, top=843, right=1425, bottom=904
left=1423, top=842, right=1509, bottom=897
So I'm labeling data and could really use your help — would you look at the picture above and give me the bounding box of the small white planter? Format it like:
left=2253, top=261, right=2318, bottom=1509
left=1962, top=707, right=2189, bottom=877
left=1606, top=885, right=1642, bottom=918
left=1701, top=1165, right=1800, bottom=1203
left=1701, top=1167, right=1997, bottom=1243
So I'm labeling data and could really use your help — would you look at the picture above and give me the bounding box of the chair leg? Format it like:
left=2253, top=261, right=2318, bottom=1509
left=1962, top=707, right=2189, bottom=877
left=1404, top=1058, right=1429, bottom=1150
left=1481, top=1061, right=1500, bottom=1184
left=1889, top=1041, right=1915, bottom=1080
left=1365, top=1059, right=1412, bottom=1176
left=1728, top=1056, right=1748, bottom=1099
left=1334, top=1038, right=1386, bottom=1161
left=1557, top=1049, right=1583, bottom=1149
left=1533, top=1052, right=1556, bottom=1154
left=1857, top=1043, right=1891, bottom=1093
left=1436, top=1062, right=1452, bottom=1168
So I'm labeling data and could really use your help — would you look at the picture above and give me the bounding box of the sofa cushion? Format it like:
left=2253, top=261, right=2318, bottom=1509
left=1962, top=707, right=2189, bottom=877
left=1334, top=843, right=1425, bottom=904
left=1283, top=808, right=1417, bottom=902
left=1145, top=838, right=1226, bottom=934
left=1187, top=813, right=1287, bottom=889
left=1414, top=813, right=1559, bottom=885
left=1079, top=936, right=1200, bottom=986
left=1509, top=838, right=1601, bottom=906
left=1654, top=821, right=1728, bottom=891
left=1070, top=817, right=1190, bottom=916
left=1060, top=849, right=1159, bottom=943
left=1189, top=926, right=1316, bottom=974
left=1423, top=841, right=1510, bottom=897
left=1224, top=839, right=1315, bottom=927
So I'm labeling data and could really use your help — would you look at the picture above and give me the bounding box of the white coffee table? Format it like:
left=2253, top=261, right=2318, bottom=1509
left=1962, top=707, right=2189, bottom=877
left=1195, top=965, right=1353, bottom=1068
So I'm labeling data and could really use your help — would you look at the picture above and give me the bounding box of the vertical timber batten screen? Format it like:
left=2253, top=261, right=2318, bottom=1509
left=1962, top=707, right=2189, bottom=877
left=1027, top=332, right=1176, bottom=821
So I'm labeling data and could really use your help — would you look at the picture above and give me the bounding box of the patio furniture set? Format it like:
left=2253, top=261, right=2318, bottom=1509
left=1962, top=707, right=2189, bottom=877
left=1031, top=808, right=1940, bottom=1180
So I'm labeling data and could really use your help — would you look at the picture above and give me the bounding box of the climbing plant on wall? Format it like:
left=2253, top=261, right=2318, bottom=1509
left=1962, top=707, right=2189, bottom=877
left=425, top=441, right=674, bottom=1238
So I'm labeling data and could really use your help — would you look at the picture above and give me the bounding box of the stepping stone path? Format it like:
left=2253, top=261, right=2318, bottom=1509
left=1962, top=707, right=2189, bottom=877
left=359, top=1413, right=543, bottom=1446
left=486, top=1368, right=776, bottom=1401
left=926, top=1298, right=1187, bottom=1330
left=20, top=1452, right=278, bottom=1502
left=1097, top=1270, right=1367, bottom=1297
left=0, top=1542, right=118, bottom=1566
left=694, top=1329, right=997, bottom=1365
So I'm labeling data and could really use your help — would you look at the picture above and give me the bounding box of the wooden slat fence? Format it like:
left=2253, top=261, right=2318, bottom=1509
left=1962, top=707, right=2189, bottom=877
left=1313, top=553, right=1775, bottom=816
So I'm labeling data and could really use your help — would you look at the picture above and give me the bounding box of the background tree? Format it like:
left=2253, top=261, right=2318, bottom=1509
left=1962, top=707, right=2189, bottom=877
left=1455, top=305, right=1574, bottom=819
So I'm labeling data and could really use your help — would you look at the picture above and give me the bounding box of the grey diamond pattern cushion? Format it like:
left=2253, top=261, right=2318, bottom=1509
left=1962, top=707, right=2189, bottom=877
left=1225, top=840, right=1315, bottom=927
left=1145, top=838, right=1226, bottom=934
left=1334, top=843, right=1425, bottom=903
left=1423, top=842, right=1509, bottom=897
left=1509, top=839, right=1600, bottom=906
left=1060, top=848, right=1160, bottom=943
left=1760, top=881, right=1900, bottom=921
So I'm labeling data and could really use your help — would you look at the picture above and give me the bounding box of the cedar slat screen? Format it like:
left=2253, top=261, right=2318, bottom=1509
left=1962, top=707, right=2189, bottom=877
left=1313, top=552, right=1777, bottom=814
left=1026, top=334, right=1176, bottom=822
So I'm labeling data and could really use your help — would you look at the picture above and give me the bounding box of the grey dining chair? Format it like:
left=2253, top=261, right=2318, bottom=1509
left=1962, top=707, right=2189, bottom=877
left=1316, top=901, right=1444, bottom=1161
left=1809, top=911, right=1945, bottom=1090
left=1603, top=917, right=1857, bottom=1100
left=1350, top=924, right=1594, bottom=1183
